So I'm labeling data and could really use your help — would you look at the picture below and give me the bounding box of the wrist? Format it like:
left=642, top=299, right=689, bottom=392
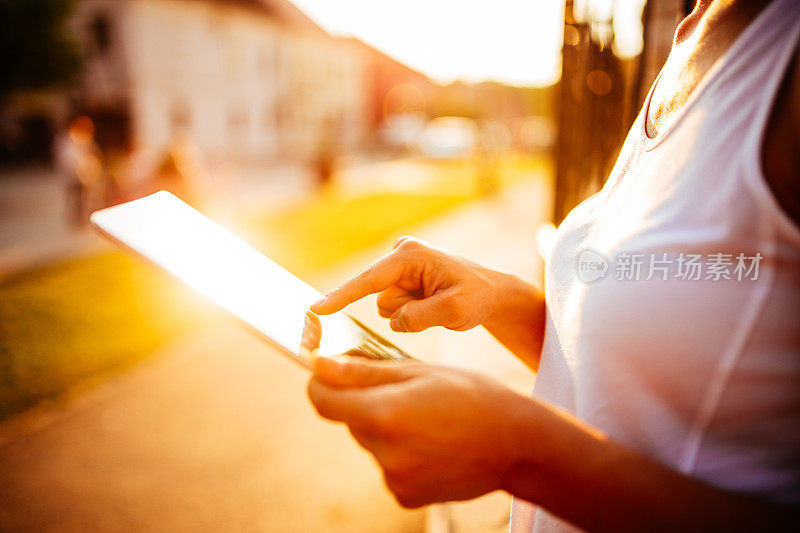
left=477, top=270, right=545, bottom=369
left=496, top=395, right=549, bottom=495
left=499, top=399, right=618, bottom=525
left=482, top=271, right=535, bottom=327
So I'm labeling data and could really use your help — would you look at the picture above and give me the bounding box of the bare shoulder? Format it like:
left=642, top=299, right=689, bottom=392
left=762, top=44, right=800, bottom=227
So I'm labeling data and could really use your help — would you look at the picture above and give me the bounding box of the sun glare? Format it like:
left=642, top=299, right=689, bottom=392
left=91, top=192, right=412, bottom=367
left=290, top=0, right=565, bottom=86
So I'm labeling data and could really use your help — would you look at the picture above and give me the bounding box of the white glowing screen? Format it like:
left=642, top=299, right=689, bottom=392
left=91, top=192, right=412, bottom=368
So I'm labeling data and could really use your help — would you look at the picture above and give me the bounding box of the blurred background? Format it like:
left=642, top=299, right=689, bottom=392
left=0, top=0, right=690, bottom=531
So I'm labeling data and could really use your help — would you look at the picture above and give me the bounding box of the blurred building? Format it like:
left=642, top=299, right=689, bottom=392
left=68, top=0, right=370, bottom=163
left=350, top=40, right=433, bottom=135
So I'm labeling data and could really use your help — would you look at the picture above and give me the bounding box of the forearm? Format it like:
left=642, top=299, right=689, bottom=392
left=502, top=399, right=800, bottom=531
left=481, top=271, right=545, bottom=370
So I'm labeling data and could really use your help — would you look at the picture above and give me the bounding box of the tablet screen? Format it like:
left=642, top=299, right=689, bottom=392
left=91, top=191, right=414, bottom=368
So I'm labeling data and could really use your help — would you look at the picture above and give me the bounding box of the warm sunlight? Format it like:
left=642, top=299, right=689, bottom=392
left=90, top=192, right=411, bottom=366
left=290, top=0, right=565, bottom=86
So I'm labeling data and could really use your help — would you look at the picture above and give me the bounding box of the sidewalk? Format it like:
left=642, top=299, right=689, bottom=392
left=0, top=161, right=317, bottom=278
left=0, top=167, right=105, bottom=276
left=0, top=177, right=551, bottom=533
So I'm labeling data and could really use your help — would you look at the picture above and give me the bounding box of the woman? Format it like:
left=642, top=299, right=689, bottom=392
left=307, top=0, right=800, bottom=530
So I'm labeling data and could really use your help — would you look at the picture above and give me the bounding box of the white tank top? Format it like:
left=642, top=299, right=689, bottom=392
left=511, top=1, right=800, bottom=530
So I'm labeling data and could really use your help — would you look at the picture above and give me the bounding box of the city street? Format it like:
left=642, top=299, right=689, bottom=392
left=1, top=0, right=744, bottom=530
left=0, top=176, right=550, bottom=533
left=0, top=162, right=319, bottom=277
left=0, top=167, right=100, bottom=275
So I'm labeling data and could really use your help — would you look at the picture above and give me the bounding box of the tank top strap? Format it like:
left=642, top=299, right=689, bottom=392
left=704, top=0, right=800, bottom=93
left=690, top=0, right=800, bottom=245
left=735, top=0, right=800, bottom=246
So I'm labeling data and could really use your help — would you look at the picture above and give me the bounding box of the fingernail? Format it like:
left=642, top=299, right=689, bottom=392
left=311, top=297, right=327, bottom=309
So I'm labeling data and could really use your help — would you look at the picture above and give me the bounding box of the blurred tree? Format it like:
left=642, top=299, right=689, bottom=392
left=553, top=0, right=689, bottom=223
left=0, top=0, right=81, bottom=100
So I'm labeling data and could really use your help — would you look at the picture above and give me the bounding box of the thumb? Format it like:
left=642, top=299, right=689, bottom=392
left=312, top=355, right=422, bottom=388
left=390, top=292, right=459, bottom=332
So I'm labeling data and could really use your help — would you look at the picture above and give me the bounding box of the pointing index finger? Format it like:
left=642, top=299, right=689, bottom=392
left=311, top=252, right=405, bottom=315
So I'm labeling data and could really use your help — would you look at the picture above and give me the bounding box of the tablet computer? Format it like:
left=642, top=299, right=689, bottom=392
left=90, top=191, right=415, bottom=369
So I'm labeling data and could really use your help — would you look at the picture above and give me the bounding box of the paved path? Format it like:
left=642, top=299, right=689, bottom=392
left=0, top=162, right=316, bottom=277
left=0, top=177, right=551, bottom=533
left=0, top=167, right=103, bottom=276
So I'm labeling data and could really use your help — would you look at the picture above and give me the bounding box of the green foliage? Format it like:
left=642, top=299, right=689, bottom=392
left=0, top=253, right=205, bottom=419
left=0, top=0, right=81, bottom=98
left=0, top=191, right=468, bottom=421
left=252, top=192, right=470, bottom=276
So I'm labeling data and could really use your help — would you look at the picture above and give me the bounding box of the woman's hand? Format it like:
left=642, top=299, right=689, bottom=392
left=311, top=236, right=500, bottom=333
left=311, top=236, right=546, bottom=368
left=308, top=357, right=800, bottom=531
left=307, top=355, right=533, bottom=507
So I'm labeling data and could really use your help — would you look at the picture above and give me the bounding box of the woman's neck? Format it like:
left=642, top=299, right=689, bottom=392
left=674, top=0, right=765, bottom=47
left=646, top=0, right=769, bottom=138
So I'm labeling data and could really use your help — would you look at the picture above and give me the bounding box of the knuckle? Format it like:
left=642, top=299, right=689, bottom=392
left=439, top=296, right=470, bottom=328
left=354, top=265, right=372, bottom=280
left=399, top=307, right=423, bottom=332
left=440, top=295, right=462, bottom=318
left=307, top=381, right=331, bottom=417
left=394, top=235, right=418, bottom=248
left=376, top=290, right=398, bottom=312
left=383, top=471, right=417, bottom=508
left=352, top=266, right=376, bottom=289
left=383, top=471, right=405, bottom=498
left=393, top=236, right=410, bottom=249
left=393, top=486, right=422, bottom=509
left=306, top=379, right=322, bottom=404
left=371, top=402, right=400, bottom=435
left=343, top=361, right=370, bottom=382
left=397, top=307, right=415, bottom=326
left=381, top=455, right=425, bottom=508
left=375, top=290, right=390, bottom=306
left=381, top=453, right=406, bottom=480
left=396, top=237, right=424, bottom=253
